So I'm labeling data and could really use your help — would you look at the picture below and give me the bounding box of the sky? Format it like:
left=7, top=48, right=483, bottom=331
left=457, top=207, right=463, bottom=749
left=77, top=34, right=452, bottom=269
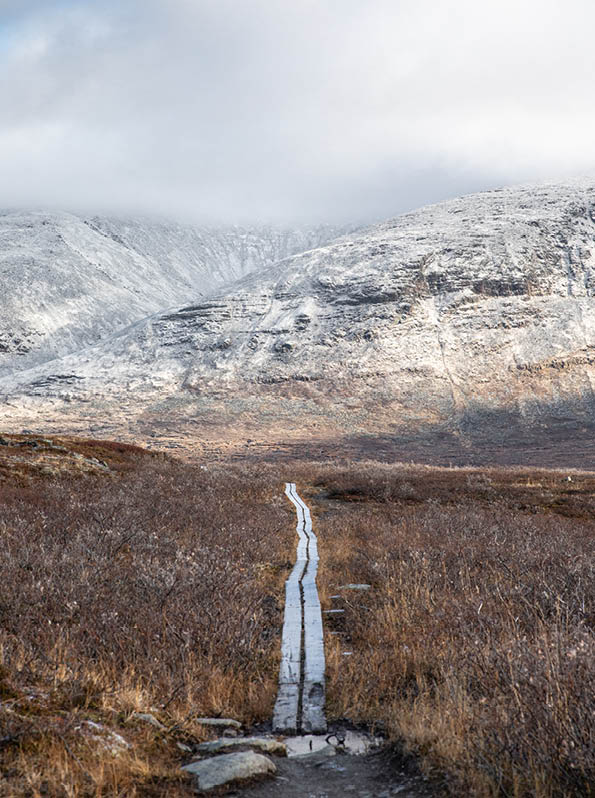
left=1, top=0, right=595, bottom=225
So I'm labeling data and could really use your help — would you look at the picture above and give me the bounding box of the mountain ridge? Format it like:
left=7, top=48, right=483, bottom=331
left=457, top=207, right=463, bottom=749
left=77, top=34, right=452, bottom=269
left=0, top=209, right=352, bottom=377
left=3, top=180, right=595, bottom=465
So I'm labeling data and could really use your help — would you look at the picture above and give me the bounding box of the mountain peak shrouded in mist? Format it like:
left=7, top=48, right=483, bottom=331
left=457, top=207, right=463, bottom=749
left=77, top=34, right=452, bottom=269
left=3, top=179, right=595, bottom=464
left=3, top=1, right=595, bottom=224
left=0, top=210, right=353, bottom=376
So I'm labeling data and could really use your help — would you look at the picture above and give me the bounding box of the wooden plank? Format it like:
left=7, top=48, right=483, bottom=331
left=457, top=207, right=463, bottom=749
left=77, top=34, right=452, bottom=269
left=295, top=490, right=327, bottom=734
left=272, top=483, right=307, bottom=733
left=272, top=483, right=326, bottom=734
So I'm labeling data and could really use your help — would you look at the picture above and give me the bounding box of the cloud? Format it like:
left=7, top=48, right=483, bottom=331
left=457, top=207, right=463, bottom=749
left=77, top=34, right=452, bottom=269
left=0, top=0, right=594, bottom=224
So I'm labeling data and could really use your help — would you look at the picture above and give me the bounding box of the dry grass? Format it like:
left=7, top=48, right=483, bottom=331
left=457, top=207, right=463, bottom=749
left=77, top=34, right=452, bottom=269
left=289, top=462, right=595, bottom=797
left=0, top=436, right=293, bottom=797
left=3, top=439, right=594, bottom=797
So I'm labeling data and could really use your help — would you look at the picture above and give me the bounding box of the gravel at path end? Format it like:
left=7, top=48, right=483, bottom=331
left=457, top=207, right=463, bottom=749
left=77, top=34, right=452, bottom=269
left=235, top=748, right=439, bottom=798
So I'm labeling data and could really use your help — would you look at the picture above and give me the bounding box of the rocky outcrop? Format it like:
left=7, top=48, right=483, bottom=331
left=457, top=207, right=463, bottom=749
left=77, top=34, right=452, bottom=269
left=195, top=736, right=287, bottom=756
left=195, top=717, right=242, bottom=731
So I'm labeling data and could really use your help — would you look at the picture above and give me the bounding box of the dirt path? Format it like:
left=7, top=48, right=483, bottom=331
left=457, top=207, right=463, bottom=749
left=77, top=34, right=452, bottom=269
left=237, top=745, right=433, bottom=798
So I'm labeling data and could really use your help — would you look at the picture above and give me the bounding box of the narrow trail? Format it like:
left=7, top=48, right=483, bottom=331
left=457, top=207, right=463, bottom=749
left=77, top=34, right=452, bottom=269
left=273, top=483, right=326, bottom=735
left=241, top=484, right=430, bottom=797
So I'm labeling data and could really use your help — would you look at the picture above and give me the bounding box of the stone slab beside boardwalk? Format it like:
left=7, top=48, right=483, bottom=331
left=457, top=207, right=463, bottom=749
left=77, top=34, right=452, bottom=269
left=182, top=750, right=277, bottom=792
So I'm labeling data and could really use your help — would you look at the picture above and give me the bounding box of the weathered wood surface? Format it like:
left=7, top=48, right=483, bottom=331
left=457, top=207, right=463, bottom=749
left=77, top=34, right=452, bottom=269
left=272, top=483, right=326, bottom=734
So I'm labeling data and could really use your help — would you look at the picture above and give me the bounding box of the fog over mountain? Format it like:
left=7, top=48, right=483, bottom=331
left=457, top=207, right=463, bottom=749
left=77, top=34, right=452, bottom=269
left=3, top=179, right=595, bottom=465
left=2, top=1, right=595, bottom=223
left=3, top=3, right=595, bottom=462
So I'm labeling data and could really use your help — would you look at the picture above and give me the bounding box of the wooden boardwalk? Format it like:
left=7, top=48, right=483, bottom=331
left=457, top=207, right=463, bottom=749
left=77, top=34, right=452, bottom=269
left=272, top=483, right=326, bottom=734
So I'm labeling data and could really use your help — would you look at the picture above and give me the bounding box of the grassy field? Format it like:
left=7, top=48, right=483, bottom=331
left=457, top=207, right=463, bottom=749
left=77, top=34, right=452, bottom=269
left=0, top=436, right=292, bottom=797
left=1, top=438, right=593, bottom=796
left=294, top=462, right=595, bottom=797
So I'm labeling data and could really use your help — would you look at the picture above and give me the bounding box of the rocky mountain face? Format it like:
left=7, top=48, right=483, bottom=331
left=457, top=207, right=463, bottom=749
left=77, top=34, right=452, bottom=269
left=0, top=210, right=348, bottom=377
left=3, top=181, right=595, bottom=465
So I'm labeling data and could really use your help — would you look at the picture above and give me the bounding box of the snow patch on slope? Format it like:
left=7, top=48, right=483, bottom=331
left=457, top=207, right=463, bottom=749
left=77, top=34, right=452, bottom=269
left=0, top=210, right=352, bottom=377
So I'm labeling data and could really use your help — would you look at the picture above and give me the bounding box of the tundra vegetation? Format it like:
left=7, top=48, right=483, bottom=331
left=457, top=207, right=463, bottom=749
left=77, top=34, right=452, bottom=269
left=299, top=462, right=595, bottom=798
left=0, top=437, right=593, bottom=796
left=0, top=436, right=292, bottom=797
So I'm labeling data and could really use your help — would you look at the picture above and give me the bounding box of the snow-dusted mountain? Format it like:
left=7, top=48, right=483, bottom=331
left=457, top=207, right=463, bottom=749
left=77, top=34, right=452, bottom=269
left=0, top=210, right=350, bottom=377
left=3, top=180, right=595, bottom=463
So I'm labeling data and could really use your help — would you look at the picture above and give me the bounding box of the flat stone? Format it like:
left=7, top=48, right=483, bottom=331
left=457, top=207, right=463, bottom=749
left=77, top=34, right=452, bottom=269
left=182, top=750, right=276, bottom=792
left=339, top=584, right=371, bottom=590
left=296, top=744, right=337, bottom=760
left=285, top=730, right=383, bottom=758
left=195, top=717, right=241, bottom=730
left=195, top=736, right=287, bottom=756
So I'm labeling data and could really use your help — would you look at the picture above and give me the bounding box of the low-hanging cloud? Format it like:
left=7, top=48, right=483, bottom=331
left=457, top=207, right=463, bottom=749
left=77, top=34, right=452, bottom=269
left=1, top=0, right=594, bottom=224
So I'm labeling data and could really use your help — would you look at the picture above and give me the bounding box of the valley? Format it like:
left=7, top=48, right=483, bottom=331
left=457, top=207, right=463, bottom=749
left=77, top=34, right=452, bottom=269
left=0, top=210, right=350, bottom=378
left=1, top=181, right=595, bottom=796
left=0, top=436, right=592, bottom=796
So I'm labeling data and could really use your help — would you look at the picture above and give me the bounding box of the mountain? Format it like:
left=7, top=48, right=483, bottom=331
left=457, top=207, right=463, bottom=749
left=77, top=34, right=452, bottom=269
left=3, top=180, right=595, bottom=465
left=0, top=210, right=349, bottom=377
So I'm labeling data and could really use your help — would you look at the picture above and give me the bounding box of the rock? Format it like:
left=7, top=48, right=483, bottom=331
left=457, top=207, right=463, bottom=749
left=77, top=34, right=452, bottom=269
left=177, top=742, right=193, bottom=753
left=285, top=735, right=337, bottom=758
left=195, top=736, right=287, bottom=756
left=132, top=712, right=166, bottom=730
left=182, top=750, right=276, bottom=792
left=274, top=340, right=294, bottom=354
left=293, top=744, right=337, bottom=759
left=77, top=721, right=130, bottom=754
left=195, top=717, right=241, bottom=730
left=339, top=584, right=371, bottom=591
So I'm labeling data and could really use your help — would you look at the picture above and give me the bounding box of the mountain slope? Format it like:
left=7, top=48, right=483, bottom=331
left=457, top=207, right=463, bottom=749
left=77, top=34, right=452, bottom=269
left=0, top=210, right=349, bottom=377
left=3, top=180, right=595, bottom=463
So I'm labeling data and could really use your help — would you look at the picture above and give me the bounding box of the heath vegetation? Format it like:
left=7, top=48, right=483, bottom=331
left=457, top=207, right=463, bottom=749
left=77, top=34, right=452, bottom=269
left=0, top=436, right=292, bottom=797
left=291, top=462, right=595, bottom=798
left=1, top=439, right=593, bottom=797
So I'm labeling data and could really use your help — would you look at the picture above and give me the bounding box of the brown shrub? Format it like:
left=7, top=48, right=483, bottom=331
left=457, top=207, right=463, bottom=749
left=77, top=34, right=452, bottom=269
left=3, top=440, right=594, bottom=797
left=293, top=461, right=595, bottom=797
left=0, top=445, right=292, bottom=796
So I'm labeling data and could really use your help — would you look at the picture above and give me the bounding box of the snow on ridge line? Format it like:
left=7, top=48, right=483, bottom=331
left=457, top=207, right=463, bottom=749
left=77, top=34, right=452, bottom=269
left=4, top=177, right=595, bottom=431
left=0, top=210, right=353, bottom=378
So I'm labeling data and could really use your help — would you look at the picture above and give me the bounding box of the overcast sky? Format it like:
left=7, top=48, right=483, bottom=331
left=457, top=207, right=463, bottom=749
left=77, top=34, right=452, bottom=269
left=1, top=0, right=594, bottom=224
